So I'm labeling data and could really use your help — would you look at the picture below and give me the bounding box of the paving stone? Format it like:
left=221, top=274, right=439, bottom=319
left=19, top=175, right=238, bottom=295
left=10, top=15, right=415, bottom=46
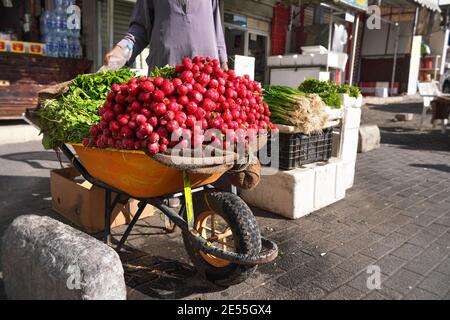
left=404, top=244, right=450, bottom=275
left=435, top=258, right=450, bottom=275
left=411, top=215, right=437, bottom=227
left=311, top=267, right=354, bottom=292
left=362, top=291, right=389, bottom=300
left=275, top=265, right=319, bottom=290
left=324, top=285, right=365, bottom=300
left=237, top=286, right=275, bottom=300
left=383, top=269, right=424, bottom=295
left=347, top=271, right=389, bottom=293
left=391, top=243, right=424, bottom=261
left=371, top=222, right=399, bottom=236
left=436, top=216, right=450, bottom=227
left=378, top=232, right=410, bottom=248
left=417, top=271, right=450, bottom=297
left=360, top=242, right=394, bottom=260
left=276, top=250, right=315, bottom=272
left=337, top=254, right=376, bottom=274
left=436, top=232, right=450, bottom=246
left=402, top=287, right=440, bottom=300
left=287, top=282, right=327, bottom=300
left=305, top=253, right=345, bottom=273
left=408, top=232, right=438, bottom=248
left=376, top=255, right=408, bottom=276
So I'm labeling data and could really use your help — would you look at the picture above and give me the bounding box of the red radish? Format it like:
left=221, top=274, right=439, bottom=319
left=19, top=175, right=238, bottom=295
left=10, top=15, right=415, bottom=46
left=189, top=91, right=203, bottom=104
left=120, top=126, right=133, bottom=138
left=147, top=143, right=160, bottom=154
left=186, top=101, right=198, bottom=114
left=89, top=125, right=100, bottom=137
left=180, top=70, right=193, bottom=83
left=113, top=104, right=124, bottom=115
left=166, top=120, right=180, bottom=133
left=157, top=126, right=169, bottom=138
left=162, top=80, right=175, bottom=96
left=149, top=132, right=160, bottom=144
left=103, top=111, right=116, bottom=122
left=109, top=120, right=120, bottom=132
left=159, top=144, right=168, bottom=153
left=115, top=94, right=127, bottom=105
left=165, top=110, right=176, bottom=121
left=177, top=85, right=189, bottom=96
left=175, top=111, right=187, bottom=125
left=178, top=95, right=189, bottom=106
left=141, top=81, right=155, bottom=93
left=153, top=90, right=165, bottom=101
left=182, top=57, right=193, bottom=70
left=128, top=120, right=137, bottom=130
left=128, top=83, right=140, bottom=96
left=154, top=77, right=164, bottom=87
left=139, top=123, right=153, bottom=135
left=136, top=114, right=147, bottom=125
left=155, top=103, right=167, bottom=116
left=149, top=116, right=158, bottom=127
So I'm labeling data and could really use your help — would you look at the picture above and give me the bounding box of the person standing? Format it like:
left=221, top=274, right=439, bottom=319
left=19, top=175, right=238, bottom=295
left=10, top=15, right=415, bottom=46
left=104, top=0, right=228, bottom=73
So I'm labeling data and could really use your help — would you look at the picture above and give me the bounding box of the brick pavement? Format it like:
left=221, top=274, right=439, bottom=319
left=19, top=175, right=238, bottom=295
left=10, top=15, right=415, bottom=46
left=0, top=101, right=449, bottom=300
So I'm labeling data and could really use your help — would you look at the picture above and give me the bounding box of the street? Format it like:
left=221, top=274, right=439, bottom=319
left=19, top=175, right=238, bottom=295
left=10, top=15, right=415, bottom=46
left=0, top=100, right=449, bottom=300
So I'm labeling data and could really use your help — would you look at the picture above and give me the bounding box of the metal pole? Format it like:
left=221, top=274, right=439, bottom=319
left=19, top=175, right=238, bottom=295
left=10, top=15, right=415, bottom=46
left=391, top=23, right=399, bottom=96
left=107, top=0, right=114, bottom=50
left=327, top=8, right=334, bottom=72
left=349, top=14, right=360, bottom=86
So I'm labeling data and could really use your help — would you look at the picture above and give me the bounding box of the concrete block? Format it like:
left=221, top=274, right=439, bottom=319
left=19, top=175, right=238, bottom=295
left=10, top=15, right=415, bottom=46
left=313, top=161, right=337, bottom=209
left=1, top=215, right=126, bottom=300
left=395, top=113, right=414, bottom=122
left=340, top=128, right=359, bottom=162
left=358, top=125, right=381, bottom=153
left=242, top=159, right=349, bottom=220
left=343, top=107, right=362, bottom=130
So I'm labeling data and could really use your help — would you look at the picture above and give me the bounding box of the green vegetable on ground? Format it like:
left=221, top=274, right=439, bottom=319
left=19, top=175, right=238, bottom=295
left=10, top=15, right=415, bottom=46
left=38, top=68, right=136, bottom=150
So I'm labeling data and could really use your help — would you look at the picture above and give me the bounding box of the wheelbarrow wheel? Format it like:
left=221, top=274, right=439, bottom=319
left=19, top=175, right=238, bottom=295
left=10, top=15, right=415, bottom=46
left=182, top=191, right=261, bottom=287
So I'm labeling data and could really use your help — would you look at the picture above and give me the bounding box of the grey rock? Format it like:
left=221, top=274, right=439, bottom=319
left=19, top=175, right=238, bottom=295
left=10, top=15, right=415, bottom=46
left=358, top=124, right=381, bottom=153
left=1, top=215, right=126, bottom=300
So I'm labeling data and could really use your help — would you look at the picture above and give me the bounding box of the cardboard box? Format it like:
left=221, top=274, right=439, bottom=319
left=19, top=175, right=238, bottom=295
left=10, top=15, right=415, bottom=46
left=51, top=167, right=157, bottom=234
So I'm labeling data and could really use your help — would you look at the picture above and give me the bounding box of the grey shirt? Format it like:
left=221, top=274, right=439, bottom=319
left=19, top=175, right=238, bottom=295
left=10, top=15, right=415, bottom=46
left=118, top=0, right=228, bottom=72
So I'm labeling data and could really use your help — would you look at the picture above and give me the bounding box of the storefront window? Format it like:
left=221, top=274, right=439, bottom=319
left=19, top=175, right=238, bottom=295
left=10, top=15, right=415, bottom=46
left=225, top=13, right=248, bottom=28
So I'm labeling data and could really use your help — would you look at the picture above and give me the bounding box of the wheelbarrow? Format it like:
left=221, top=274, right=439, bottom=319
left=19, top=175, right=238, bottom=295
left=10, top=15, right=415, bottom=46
left=58, top=143, right=278, bottom=287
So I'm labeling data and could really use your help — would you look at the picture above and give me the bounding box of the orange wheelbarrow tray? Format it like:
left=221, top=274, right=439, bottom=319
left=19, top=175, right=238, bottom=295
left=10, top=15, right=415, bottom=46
left=59, top=143, right=278, bottom=267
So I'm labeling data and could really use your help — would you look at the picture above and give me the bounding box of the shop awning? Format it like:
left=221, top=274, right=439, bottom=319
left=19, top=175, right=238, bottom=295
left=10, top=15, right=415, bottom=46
left=380, top=0, right=441, bottom=12
left=411, top=0, right=441, bottom=12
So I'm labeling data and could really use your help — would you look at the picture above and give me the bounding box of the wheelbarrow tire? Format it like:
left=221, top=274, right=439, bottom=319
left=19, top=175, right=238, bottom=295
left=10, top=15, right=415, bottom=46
left=182, top=191, right=261, bottom=287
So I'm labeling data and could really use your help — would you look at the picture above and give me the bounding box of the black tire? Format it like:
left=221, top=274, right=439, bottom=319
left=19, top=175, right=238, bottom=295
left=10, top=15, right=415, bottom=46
left=182, top=191, right=261, bottom=287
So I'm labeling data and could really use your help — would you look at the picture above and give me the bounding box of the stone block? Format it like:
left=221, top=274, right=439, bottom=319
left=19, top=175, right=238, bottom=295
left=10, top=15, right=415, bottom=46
left=358, top=125, right=381, bottom=153
left=1, top=215, right=126, bottom=300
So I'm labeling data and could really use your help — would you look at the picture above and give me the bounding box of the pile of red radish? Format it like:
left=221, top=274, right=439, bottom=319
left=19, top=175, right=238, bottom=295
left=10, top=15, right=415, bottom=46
left=84, top=56, right=276, bottom=155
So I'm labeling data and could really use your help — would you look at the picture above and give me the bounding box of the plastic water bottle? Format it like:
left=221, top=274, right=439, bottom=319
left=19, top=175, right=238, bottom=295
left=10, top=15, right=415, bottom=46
left=54, top=0, right=67, bottom=37
left=40, top=10, right=51, bottom=41
left=46, top=34, right=58, bottom=57
left=59, top=36, right=69, bottom=58
left=74, top=37, right=82, bottom=58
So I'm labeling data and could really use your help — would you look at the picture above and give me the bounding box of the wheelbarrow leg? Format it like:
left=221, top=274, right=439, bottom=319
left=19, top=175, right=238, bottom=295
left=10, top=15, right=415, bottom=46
left=115, top=201, right=147, bottom=252
left=104, top=190, right=112, bottom=245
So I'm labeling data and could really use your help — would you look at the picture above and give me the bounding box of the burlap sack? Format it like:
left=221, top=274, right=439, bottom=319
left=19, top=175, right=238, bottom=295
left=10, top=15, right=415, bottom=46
left=226, top=158, right=261, bottom=190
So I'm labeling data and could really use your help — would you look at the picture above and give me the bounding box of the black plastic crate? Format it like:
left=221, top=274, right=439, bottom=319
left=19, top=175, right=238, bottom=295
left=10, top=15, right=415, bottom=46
left=267, top=127, right=334, bottom=170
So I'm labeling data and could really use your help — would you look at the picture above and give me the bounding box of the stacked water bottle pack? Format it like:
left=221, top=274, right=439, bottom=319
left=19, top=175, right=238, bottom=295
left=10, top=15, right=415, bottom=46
left=40, top=0, right=82, bottom=58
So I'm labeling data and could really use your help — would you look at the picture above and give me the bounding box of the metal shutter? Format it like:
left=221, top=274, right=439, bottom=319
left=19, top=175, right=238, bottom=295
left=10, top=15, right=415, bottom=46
left=113, top=0, right=134, bottom=44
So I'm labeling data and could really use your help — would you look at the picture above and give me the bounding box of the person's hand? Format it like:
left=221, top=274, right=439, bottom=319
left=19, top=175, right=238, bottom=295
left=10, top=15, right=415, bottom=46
left=222, top=62, right=229, bottom=72
left=104, top=46, right=123, bottom=66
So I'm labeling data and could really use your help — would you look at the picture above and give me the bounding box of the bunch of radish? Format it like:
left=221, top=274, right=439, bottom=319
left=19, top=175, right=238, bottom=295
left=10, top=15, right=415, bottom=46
left=84, top=56, right=275, bottom=155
